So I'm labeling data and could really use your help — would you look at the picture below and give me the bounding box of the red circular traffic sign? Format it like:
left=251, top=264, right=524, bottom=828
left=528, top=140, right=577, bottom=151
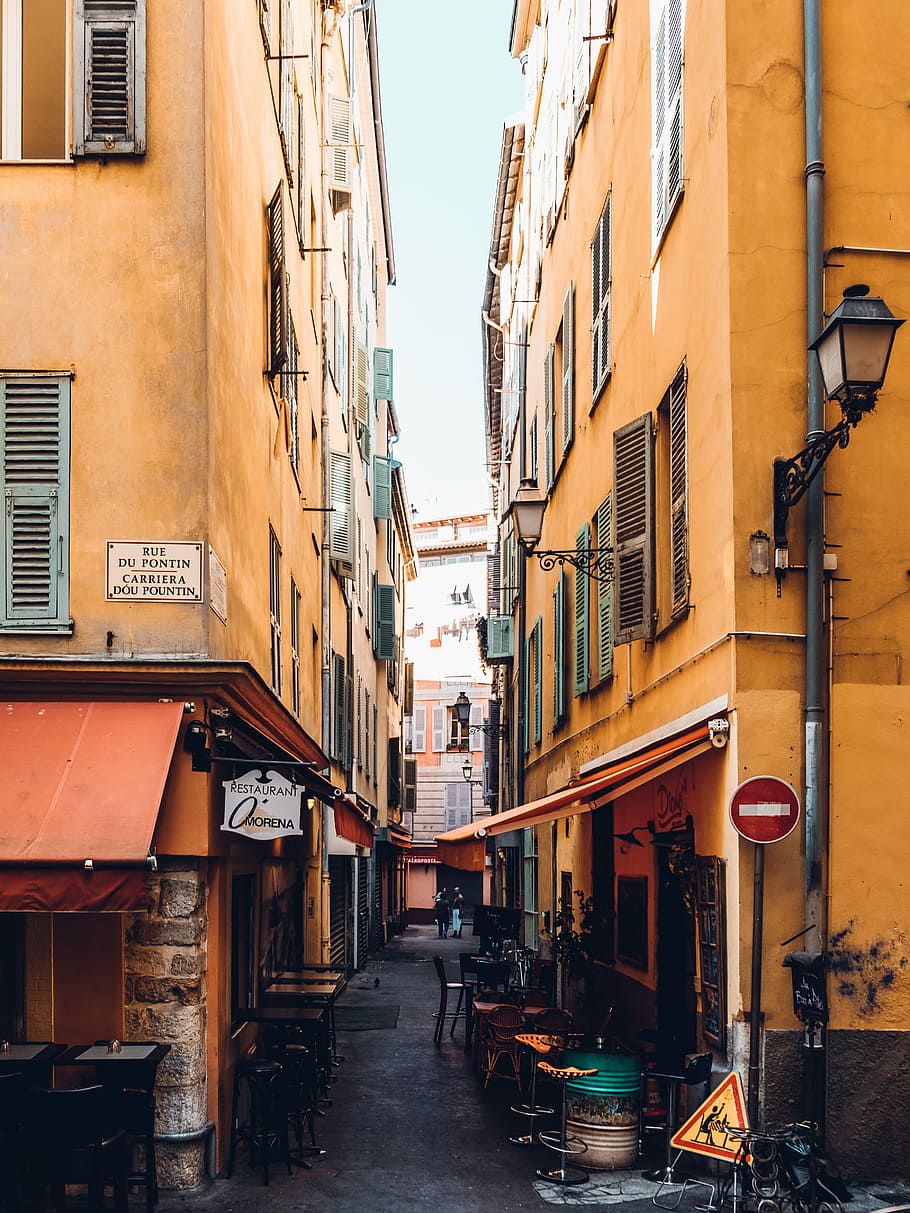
left=729, top=776, right=800, bottom=844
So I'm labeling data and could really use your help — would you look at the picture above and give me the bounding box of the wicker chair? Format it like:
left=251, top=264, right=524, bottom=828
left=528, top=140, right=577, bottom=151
left=481, top=1004, right=525, bottom=1089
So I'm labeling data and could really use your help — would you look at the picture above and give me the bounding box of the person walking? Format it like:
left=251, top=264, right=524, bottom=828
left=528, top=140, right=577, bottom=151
left=451, top=887, right=465, bottom=938
left=434, top=889, right=451, bottom=939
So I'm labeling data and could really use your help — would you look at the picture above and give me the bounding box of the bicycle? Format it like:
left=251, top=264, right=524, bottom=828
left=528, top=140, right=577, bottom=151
left=719, top=1123, right=849, bottom=1213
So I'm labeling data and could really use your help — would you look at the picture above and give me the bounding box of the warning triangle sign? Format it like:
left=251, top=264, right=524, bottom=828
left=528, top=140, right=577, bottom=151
left=670, top=1072, right=750, bottom=1163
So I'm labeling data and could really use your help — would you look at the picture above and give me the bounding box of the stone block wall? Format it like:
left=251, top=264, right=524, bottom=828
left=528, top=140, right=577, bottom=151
left=125, top=860, right=208, bottom=1190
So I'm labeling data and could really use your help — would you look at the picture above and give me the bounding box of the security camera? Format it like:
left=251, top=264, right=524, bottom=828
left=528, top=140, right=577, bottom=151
left=708, top=718, right=730, bottom=748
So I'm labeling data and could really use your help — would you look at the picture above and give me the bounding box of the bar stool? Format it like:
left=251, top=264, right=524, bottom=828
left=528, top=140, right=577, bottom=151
left=509, top=1034, right=557, bottom=1147
left=535, top=1061, right=598, bottom=1185
left=227, top=1058, right=292, bottom=1185
left=642, top=1052, right=712, bottom=1187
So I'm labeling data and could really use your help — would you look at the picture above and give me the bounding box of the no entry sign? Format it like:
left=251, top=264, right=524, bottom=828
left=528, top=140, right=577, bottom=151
left=729, top=776, right=800, bottom=844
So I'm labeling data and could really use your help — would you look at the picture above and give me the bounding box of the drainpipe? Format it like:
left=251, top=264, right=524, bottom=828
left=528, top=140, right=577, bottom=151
left=803, top=0, right=826, bottom=956
left=803, top=0, right=827, bottom=1133
left=320, top=4, right=334, bottom=963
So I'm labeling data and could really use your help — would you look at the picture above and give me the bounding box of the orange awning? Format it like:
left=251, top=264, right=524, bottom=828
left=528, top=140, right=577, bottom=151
left=435, top=723, right=713, bottom=868
left=333, top=798, right=374, bottom=848
left=0, top=700, right=184, bottom=866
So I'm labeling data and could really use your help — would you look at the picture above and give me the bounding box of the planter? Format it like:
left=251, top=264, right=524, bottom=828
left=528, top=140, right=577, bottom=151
left=565, top=1043, right=641, bottom=1170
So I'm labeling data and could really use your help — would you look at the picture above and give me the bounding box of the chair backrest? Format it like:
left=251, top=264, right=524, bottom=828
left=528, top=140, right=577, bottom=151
left=532, top=1008, right=573, bottom=1035
left=476, top=959, right=510, bottom=989
left=685, top=1052, right=713, bottom=1086
left=433, top=956, right=448, bottom=986
left=459, top=952, right=480, bottom=983
left=486, top=1005, right=524, bottom=1039
left=24, top=1084, right=107, bottom=1150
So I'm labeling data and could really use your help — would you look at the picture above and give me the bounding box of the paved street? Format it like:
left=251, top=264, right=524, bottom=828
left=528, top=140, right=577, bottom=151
left=156, top=925, right=910, bottom=1213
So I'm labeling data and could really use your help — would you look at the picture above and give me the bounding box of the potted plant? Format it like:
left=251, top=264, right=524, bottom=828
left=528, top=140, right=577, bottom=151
left=553, top=889, right=613, bottom=1035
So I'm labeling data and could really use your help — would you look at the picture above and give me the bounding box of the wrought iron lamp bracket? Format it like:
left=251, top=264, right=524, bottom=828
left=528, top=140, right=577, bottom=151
left=528, top=547, right=615, bottom=583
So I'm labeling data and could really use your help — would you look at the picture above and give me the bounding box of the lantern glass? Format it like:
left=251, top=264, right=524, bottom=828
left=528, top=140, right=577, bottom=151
left=840, top=321, right=898, bottom=390
left=509, top=479, right=547, bottom=549
left=452, top=691, right=471, bottom=726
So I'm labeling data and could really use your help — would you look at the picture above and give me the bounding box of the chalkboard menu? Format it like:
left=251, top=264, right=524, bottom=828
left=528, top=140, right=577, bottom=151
left=696, top=855, right=727, bottom=1048
left=783, top=952, right=828, bottom=1023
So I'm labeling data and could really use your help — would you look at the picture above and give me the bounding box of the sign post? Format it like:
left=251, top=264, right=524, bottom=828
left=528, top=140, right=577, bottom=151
left=729, top=777, right=801, bottom=1127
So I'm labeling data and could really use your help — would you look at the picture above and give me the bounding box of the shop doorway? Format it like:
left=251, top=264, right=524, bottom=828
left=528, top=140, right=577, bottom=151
left=654, top=821, right=697, bottom=1062
left=0, top=914, right=24, bottom=1038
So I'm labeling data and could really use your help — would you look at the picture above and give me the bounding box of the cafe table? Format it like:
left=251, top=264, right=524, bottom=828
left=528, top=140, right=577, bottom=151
left=0, top=1041, right=66, bottom=1085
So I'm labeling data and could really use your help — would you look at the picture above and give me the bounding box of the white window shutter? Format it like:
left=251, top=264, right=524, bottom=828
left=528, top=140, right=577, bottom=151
left=329, top=450, right=354, bottom=578
left=413, top=706, right=426, bottom=753
left=431, top=705, right=447, bottom=753
left=73, top=0, right=146, bottom=156
left=445, top=782, right=472, bottom=830
left=354, top=341, right=369, bottom=426
left=328, top=93, right=352, bottom=211
left=470, top=703, right=484, bottom=753
left=561, top=282, right=575, bottom=453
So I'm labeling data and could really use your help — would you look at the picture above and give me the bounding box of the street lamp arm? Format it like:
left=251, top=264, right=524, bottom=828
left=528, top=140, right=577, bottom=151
left=529, top=546, right=615, bottom=584
left=773, top=416, right=853, bottom=547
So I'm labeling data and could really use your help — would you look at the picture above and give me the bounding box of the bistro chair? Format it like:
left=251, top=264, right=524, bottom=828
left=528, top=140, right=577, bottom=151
left=93, top=1040, right=161, bottom=1213
left=23, top=1084, right=129, bottom=1213
left=262, top=1027, right=324, bottom=1166
left=432, top=956, right=463, bottom=1045
left=481, top=1004, right=525, bottom=1089
left=227, top=1057, right=292, bottom=1185
left=449, top=952, right=481, bottom=1037
left=643, top=1052, right=713, bottom=1190
left=0, top=1071, right=24, bottom=1213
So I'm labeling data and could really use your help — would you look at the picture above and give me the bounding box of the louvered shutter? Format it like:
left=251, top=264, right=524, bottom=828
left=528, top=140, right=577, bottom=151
left=328, top=94, right=352, bottom=192
left=530, top=411, right=539, bottom=481
left=573, top=524, right=590, bottom=695
left=470, top=703, right=484, bottom=753
left=374, top=582, right=396, bottom=660
left=669, top=363, right=689, bottom=616
left=595, top=494, right=614, bottom=680
left=267, top=185, right=288, bottom=375
left=354, top=341, right=369, bottom=426
left=332, top=653, right=346, bottom=762
left=553, top=572, right=566, bottom=725
left=356, top=675, right=363, bottom=769
left=412, top=706, right=426, bottom=753
left=486, top=543, right=501, bottom=614
left=431, top=706, right=447, bottom=753
left=343, top=672, right=354, bottom=772
left=592, top=195, right=611, bottom=394
left=561, top=283, right=575, bottom=453
left=373, top=455, right=392, bottom=520
left=279, top=0, right=294, bottom=171
left=544, top=345, right=555, bottom=488
left=73, top=0, right=146, bottom=156
left=652, top=2, right=667, bottom=239
left=666, top=0, right=684, bottom=206
left=373, top=348, right=394, bottom=401
left=329, top=451, right=354, bottom=577
left=614, top=414, right=655, bottom=644
left=403, top=757, right=417, bottom=813
left=485, top=616, right=513, bottom=660
left=445, top=783, right=471, bottom=831
left=404, top=662, right=414, bottom=714
left=1, top=378, right=70, bottom=627
left=532, top=617, right=543, bottom=744
left=523, top=632, right=531, bottom=755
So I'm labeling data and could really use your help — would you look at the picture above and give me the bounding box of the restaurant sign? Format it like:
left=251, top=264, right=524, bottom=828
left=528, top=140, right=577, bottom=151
left=221, top=769, right=304, bottom=840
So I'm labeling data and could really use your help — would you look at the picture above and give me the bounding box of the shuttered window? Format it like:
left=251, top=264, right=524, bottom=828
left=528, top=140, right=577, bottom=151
left=329, top=450, right=353, bottom=578
left=445, top=782, right=472, bottom=830
left=532, top=616, right=543, bottom=745
left=374, top=580, right=396, bottom=660
left=470, top=702, right=484, bottom=753
left=573, top=524, right=590, bottom=695
left=412, top=705, right=426, bottom=753
left=1, top=376, right=71, bottom=630
left=544, top=344, right=555, bottom=488
left=353, top=341, right=369, bottom=427
left=278, top=0, right=294, bottom=174
left=328, top=93, right=352, bottom=211
left=267, top=184, right=288, bottom=375
left=373, top=455, right=393, bottom=520
left=431, top=705, right=447, bottom=753
left=332, top=653, right=345, bottom=763
left=523, top=631, right=531, bottom=756
left=614, top=414, right=655, bottom=644
left=595, top=494, right=615, bottom=681
left=269, top=528, right=282, bottom=695
left=592, top=194, right=611, bottom=396
left=73, top=0, right=146, bottom=157
left=373, top=348, right=394, bottom=401
left=669, top=362, right=689, bottom=617
left=561, top=283, right=575, bottom=454
left=652, top=0, right=684, bottom=242
left=281, top=316, right=299, bottom=472
left=290, top=578, right=301, bottom=716
left=553, top=572, right=566, bottom=726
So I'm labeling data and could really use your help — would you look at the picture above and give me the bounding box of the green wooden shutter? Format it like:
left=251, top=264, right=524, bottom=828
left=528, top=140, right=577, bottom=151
left=1, top=377, right=70, bottom=628
left=614, top=413, right=655, bottom=643
left=73, top=0, right=146, bottom=156
left=561, top=282, right=575, bottom=453
left=533, top=616, right=542, bottom=745
left=669, top=362, right=689, bottom=616
left=553, top=573, right=566, bottom=725
left=267, top=185, right=288, bottom=375
left=595, top=494, right=614, bottom=680
left=373, top=455, right=393, bottom=520
left=332, top=653, right=346, bottom=762
left=573, top=523, right=590, bottom=694
left=374, top=581, right=396, bottom=660
left=544, top=345, right=555, bottom=488
left=373, top=348, right=394, bottom=400
left=523, top=631, right=531, bottom=755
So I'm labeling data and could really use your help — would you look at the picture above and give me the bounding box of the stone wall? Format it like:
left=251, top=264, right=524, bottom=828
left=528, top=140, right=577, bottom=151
left=125, top=860, right=208, bottom=1190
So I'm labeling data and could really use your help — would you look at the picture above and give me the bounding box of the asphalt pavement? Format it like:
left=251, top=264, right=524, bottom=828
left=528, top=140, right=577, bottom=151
left=156, top=924, right=910, bottom=1213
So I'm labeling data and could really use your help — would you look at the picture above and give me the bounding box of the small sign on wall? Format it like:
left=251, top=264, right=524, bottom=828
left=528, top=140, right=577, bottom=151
left=106, top=541, right=204, bottom=601
left=208, top=546, right=227, bottom=623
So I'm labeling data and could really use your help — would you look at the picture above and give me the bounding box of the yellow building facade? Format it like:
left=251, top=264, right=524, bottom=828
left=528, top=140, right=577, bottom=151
left=463, top=0, right=910, bottom=1178
left=0, top=0, right=412, bottom=1186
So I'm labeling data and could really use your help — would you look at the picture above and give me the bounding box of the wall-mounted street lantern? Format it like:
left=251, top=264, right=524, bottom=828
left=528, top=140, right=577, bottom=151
left=774, top=285, right=904, bottom=579
left=451, top=691, right=506, bottom=738
left=506, top=478, right=615, bottom=582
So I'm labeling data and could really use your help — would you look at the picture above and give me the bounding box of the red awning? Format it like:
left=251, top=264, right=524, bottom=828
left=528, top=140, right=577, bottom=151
left=0, top=868, right=149, bottom=913
left=333, top=798, right=374, bottom=848
left=387, top=823, right=412, bottom=849
left=0, top=700, right=184, bottom=865
left=435, top=723, right=714, bottom=869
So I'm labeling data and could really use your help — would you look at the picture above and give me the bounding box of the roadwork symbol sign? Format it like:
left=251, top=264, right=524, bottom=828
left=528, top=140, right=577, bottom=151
left=670, top=1072, right=750, bottom=1162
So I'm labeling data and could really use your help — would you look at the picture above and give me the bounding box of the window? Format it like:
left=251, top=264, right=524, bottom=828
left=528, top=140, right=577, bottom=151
left=594, top=494, right=614, bottom=680
left=374, top=580, right=396, bottom=660
left=614, top=414, right=655, bottom=644
left=444, top=782, right=472, bottom=830
left=356, top=676, right=363, bottom=770
left=290, top=578, right=301, bottom=716
left=281, top=316, right=299, bottom=472
left=329, top=450, right=353, bottom=578
left=364, top=689, right=371, bottom=780
left=573, top=525, right=590, bottom=695
left=652, top=0, right=684, bottom=242
left=552, top=572, right=566, bottom=726
left=231, top=874, right=256, bottom=1020
left=269, top=528, right=282, bottom=694
left=278, top=0, right=294, bottom=175
left=667, top=362, right=689, bottom=618
left=0, top=375, right=71, bottom=632
left=532, top=616, right=542, bottom=745
left=543, top=344, right=556, bottom=488
left=267, top=184, right=288, bottom=375
left=411, top=705, right=426, bottom=753
left=522, top=826, right=539, bottom=950
left=592, top=194, right=612, bottom=398
left=560, top=283, right=575, bottom=455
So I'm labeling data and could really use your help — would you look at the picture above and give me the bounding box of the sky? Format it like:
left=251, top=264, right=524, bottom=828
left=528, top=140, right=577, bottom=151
left=375, top=1, right=523, bottom=523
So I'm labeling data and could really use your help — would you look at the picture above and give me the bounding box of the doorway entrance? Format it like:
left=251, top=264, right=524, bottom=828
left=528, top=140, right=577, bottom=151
left=654, top=820, right=697, bottom=1062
